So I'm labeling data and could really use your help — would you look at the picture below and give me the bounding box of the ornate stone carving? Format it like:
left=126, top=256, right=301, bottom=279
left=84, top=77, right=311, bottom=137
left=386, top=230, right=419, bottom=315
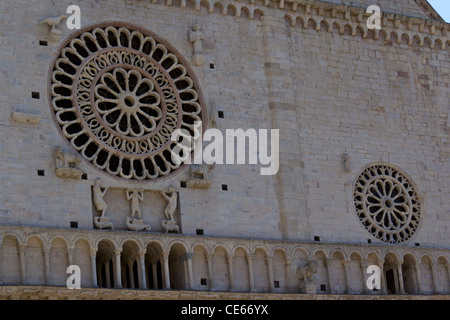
left=353, top=164, right=422, bottom=243
left=39, top=14, right=67, bottom=42
left=54, top=147, right=84, bottom=179
left=189, top=23, right=206, bottom=67
left=186, top=164, right=214, bottom=188
left=92, top=179, right=114, bottom=230
left=49, top=22, right=206, bottom=181
left=296, top=260, right=318, bottom=283
left=296, top=260, right=318, bottom=294
left=126, top=188, right=150, bottom=231
left=161, top=188, right=180, bottom=233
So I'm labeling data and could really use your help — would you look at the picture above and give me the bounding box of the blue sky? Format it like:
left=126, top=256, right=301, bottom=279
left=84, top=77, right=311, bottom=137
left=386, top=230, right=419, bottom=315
left=427, top=0, right=450, bottom=22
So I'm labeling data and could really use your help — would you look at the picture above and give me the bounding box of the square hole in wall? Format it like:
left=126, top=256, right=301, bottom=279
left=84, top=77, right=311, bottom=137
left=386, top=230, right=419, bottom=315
left=274, top=281, right=280, bottom=288
left=196, top=229, right=204, bottom=235
left=180, top=181, right=187, bottom=188
left=367, top=239, right=372, bottom=244
left=222, top=184, right=228, bottom=191
left=320, top=284, right=327, bottom=292
left=200, top=278, right=208, bottom=286
left=81, top=173, right=88, bottom=180
left=415, top=243, right=420, bottom=247
left=209, top=63, right=215, bottom=69
left=37, top=169, right=45, bottom=176
left=39, top=40, right=48, bottom=46
left=218, top=111, right=224, bottom=118
left=70, top=221, right=78, bottom=229
left=314, top=236, right=320, bottom=242
left=31, top=92, right=40, bottom=99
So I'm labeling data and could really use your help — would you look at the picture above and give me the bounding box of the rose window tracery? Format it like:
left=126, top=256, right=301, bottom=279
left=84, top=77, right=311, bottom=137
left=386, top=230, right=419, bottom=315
left=49, top=22, right=205, bottom=181
left=353, top=164, right=422, bottom=243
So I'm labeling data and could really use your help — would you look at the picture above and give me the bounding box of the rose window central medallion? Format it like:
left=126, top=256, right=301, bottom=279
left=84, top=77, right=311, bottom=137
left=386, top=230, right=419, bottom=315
left=49, top=22, right=205, bottom=181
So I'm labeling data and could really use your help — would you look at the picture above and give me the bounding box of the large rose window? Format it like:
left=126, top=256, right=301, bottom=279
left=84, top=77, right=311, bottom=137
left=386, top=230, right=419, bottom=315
left=49, top=22, right=205, bottom=181
left=353, top=164, right=422, bottom=243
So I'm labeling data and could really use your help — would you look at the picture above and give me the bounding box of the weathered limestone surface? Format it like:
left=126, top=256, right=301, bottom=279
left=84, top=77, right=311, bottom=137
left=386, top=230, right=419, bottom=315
left=0, top=0, right=448, bottom=298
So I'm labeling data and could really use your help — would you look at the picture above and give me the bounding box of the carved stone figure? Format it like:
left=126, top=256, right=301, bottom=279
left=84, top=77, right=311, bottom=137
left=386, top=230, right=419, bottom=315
left=39, top=14, right=67, bottom=42
left=92, top=180, right=113, bottom=230
left=125, top=188, right=150, bottom=231
left=296, top=260, right=318, bottom=283
left=189, top=23, right=206, bottom=67
left=54, top=146, right=83, bottom=179
left=126, top=188, right=144, bottom=219
left=93, top=180, right=108, bottom=217
left=161, top=188, right=180, bottom=233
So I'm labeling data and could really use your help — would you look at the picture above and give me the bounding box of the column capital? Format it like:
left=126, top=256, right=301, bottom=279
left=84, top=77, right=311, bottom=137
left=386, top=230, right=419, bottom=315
left=89, top=247, right=98, bottom=257
left=138, top=250, right=147, bottom=258
left=114, top=248, right=122, bottom=255
left=184, top=252, right=194, bottom=260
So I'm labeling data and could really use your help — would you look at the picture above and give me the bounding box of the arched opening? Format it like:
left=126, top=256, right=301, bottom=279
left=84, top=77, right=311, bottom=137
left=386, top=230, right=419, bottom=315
left=121, top=240, right=140, bottom=289
left=49, top=237, right=69, bottom=286
left=349, top=252, right=364, bottom=294
left=272, top=249, right=288, bottom=293
left=0, top=235, right=21, bottom=285
left=169, top=243, right=187, bottom=290
left=313, top=250, right=328, bottom=293
left=212, top=246, right=230, bottom=291
left=383, top=253, right=401, bottom=294
left=331, top=251, right=347, bottom=294
left=25, top=236, right=45, bottom=285
left=402, top=254, right=417, bottom=294
left=233, top=247, right=250, bottom=292
left=419, top=255, right=434, bottom=294
left=192, top=245, right=209, bottom=291
left=96, top=240, right=115, bottom=288
left=146, top=242, right=163, bottom=289
left=252, top=248, right=270, bottom=292
left=436, top=257, right=450, bottom=293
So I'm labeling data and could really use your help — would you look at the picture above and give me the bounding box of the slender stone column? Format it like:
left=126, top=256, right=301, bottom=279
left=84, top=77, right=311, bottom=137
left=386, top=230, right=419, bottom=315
left=138, top=251, right=147, bottom=289
left=266, top=256, right=275, bottom=292
left=326, top=259, right=334, bottom=293
left=396, top=262, right=405, bottom=294
left=152, top=261, right=158, bottom=289
left=430, top=262, right=439, bottom=294
left=67, top=246, right=74, bottom=266
left=226, top=254, right=234, bottom=291
left=161, top=250, right=171, bottom=289
left=185, top=252, right=194, bottom=290
left=360, top=260, right=368, bottom=294
left=43, top=247, right=51, bottom=285
left=414, top=261, right=422, bottom=294
left=114, top=249, right=122, bottom=288
left=378, top=260, right=387, bottom=294
left=206, top=253, right=214, bottom=290
left=89, top=248, right=98, bottom=288
left=343, top=259, right=351, bottom=294
left=18, top=244, right=26, bottom=285
left=285, top=259, right=293, bottom=293
left=104, top=262, right=111, bottom=288
left=129, top=261, right=135, bottom=289
left=246, top=254, right=255, bottom=292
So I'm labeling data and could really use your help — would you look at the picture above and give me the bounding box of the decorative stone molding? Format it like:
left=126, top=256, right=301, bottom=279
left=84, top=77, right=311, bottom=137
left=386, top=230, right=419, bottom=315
left=126, top=0, right=449, bottom=51
left=186, top=164, right=214, bottom=188
left=49, top=22, right=207, bottom=182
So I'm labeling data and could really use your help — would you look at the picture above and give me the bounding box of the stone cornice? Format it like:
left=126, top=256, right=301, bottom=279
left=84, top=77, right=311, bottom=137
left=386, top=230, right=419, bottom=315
left=128, top=0, right=450, bottom=50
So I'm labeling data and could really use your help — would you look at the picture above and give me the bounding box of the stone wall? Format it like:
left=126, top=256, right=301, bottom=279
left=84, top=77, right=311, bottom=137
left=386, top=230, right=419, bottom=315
left=0, top=0, right=448, bottom=298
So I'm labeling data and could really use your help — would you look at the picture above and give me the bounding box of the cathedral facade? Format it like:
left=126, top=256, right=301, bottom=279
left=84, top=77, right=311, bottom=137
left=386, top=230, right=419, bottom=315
left=0, top=0, right=449, bottom=299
